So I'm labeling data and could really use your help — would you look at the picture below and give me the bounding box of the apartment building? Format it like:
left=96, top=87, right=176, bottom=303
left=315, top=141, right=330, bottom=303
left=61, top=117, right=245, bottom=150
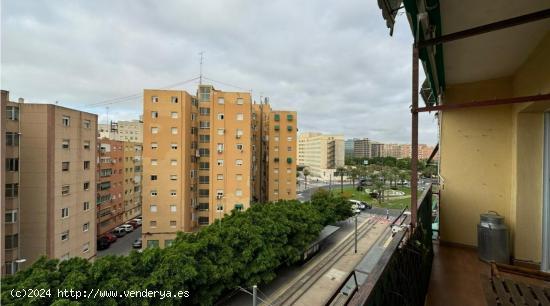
left=123, top=141, right=142, bottom=222
left=142, top=86, right=297, bottom=248
left=99, top=119, right=143, bottom=142
left=298, top=132, right=345, bottom=180
left=352, top=138, right=372, bottom=158
left=96, top=138, right=124, bottom=236
left=1, top=91, right=97, bottom=274
left=344, top=139, right=356, bottom=158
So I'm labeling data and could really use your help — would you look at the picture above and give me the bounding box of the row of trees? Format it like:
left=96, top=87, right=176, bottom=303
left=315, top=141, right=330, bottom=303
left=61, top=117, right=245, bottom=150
left=2, top=195, right=353, bottom=306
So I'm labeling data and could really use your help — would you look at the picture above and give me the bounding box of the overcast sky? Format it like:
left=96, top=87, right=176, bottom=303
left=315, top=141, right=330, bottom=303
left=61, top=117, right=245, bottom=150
left=1, top=0, right=438, bottom=144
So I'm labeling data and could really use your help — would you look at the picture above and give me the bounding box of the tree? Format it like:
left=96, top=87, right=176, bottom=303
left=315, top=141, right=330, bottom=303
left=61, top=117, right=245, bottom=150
left=348, top=167, right=360, bottom=188
left=398, top=170, right=409, bottom=186
left=335, top=166, right=346, bottom=193
left=303, top=167, right=311, bottom=190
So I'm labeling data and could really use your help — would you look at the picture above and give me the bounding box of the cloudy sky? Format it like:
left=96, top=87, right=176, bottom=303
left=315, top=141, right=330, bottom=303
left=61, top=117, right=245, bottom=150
left=1, top=0, right=438, bottom=144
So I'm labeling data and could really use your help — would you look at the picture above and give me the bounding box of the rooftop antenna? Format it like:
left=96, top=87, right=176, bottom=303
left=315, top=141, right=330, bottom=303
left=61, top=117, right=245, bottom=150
left=199, top=51, right=204, bottom=85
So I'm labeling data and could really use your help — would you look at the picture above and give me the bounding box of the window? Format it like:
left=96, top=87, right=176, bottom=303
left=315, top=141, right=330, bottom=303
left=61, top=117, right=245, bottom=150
left=217, top=205, right=224, bottom=211
left=150, top=190, right=158, bottom=196
left=217, top=113, right=224, bottom=120
left=5, top=210, right=17, bottom=223
left=151, top=96, right=159, bottom=103
left=274, top=125, right=280, bottom=131
left=6, top=183, right=18, bottom=197
left=274, top=157, right=280, bottom=163
left=61, top=207, right=69, bottom=218
left=150, top=205, right=158, bottom=212
left=287, top=126, right=293, bottom=131
left=82, top=242, right=90, bottom=253
left=84, top=161, right=90, bottom=170
left=170, top=190, right=177, bottom=196
left=199, top=162, right=209, bottom=170
left=171, top=127, right=178, bottom=134
left=236, top=129, right=243, bottom=138
left=199, top=107, right=210, bottom=115
left=191, top=113, right=197, bottom=120
left=62, top=116, right=70, bottom=126
left=83, top=140, right=90, bottom=150
left=217, top=174, right=224, bottom=180
left=287, top=157, right=293, bottom=164
left=83, top=223, right=89, bottom=232
left=170, top=205, right=177, bottom=212
left=199, top=176, right=209, bottom=184
left=151, top=142, right=158, bottom=149
left=274, top=146, right=279, bottom=152
left=149, top=221, right=157, bottom=228
left=198, top=217, right=209, bottom=225
left=236, top=144, right=244, bottom=151
left=151, top=111, right=158, bottom=118
left=274, top=136, right=279, bottom=142
left=287, top=136, right=293, bottom=142
left=199, top=135, right=210, bottom=143
left=287, top=168, right=292, bottom=174
left=236, top=113, right=244, bottom=121
left=170, top=159, right=177, bottom=166
left=6, top=132, right=19, bottom=146
left=151, top=159, right=158, bottom=166
left=171, top=112, right=178, bottom=118
left=83, top=119, right=91, bottom=128
left=6, top=106, right=19, bottom=120
left=199, top=148, right=210, bottom=157
left=62, top=185, right=70, bottom=196
left=199, top=86, right=211, bottom=101
left=170, top=175, right=177, bottom=181
left=61, top=162, right=70, bottom=171
left=274, top=168, right=279, bottom=174
left=200, top=121, right=210, bottom=129
left=199, top=189, right=209, bottom=197
left=274, top=114, right=280, bottom=121
left=171, top=143, right=178, bottom=150
left=236, top=98, right=244, bottom=105
left=147, top=239, right=159, bottom=248
left=83, top=181, right=90, bottom=190
left=6, top=158, right=19, bottom=171
left=236, top=174, right=243, bottom=181
left=217, top=159, right=224, bottom=166
left=170, top=220, right=176, bottom=227
left=171, top=96, right=178, bottom=104
left=198, top=203, right=209, bottom=211
left=217, top=128, right=225, bottom=135
left=217, top=143, right=224, bottom=152
left=235, top=159, right=243, bottom=166
left=151, top=175, right=158, bottom=181
left=236, top=189, right=243, bottom=196
left=61, top=231, right=69, bottom=241
left=83, top=201, right=90, bottom=211
left=5, top=234, right=18, bottom=249
left=287, top=114, right=293, bottom=121
left=151, top=127, right=159, bottom=134
left=235, top=204, right=244, bottom=211
left=218, top=97, right=225, bottom=104
left=62, top=139, right=70, bottom=149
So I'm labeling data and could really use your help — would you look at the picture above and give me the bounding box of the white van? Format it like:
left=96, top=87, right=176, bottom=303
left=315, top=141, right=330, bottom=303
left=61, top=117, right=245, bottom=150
left=120, top=224, right=134, bottom=232
left=348, top=199, right=362, bottom=214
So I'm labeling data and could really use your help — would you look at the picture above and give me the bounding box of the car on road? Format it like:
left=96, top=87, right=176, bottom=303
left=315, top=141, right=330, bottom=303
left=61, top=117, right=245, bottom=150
left=126, top=220, right=139, bottom=229
left=103, top=232, right=118, bottom=243
left=360, top=201, right=372, bottom=210
left=120, top=224, right=134, bottom=232
left=132, top=238, right=142, bottom=249
left=97, top=237, right=110, bottom=250
left=112, top=227, right=127, bottom=237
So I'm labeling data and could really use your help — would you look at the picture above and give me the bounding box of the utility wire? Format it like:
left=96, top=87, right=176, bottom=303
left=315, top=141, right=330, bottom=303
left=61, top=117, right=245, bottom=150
left=238, top=286, right=274, bottom=306
left=203, top=77, right=252, bottom=92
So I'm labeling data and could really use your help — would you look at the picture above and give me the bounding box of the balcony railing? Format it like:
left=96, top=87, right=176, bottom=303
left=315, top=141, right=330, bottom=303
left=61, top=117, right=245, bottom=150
left=347, top=185, right=434, bottom=306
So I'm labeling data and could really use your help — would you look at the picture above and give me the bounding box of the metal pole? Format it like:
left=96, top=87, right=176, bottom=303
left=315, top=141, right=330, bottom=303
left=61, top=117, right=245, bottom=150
left=252, top=285, right=257, bottom=306
left=410, top=44, right=419, bottom=228
left=354, top=215, right=358, bottom=253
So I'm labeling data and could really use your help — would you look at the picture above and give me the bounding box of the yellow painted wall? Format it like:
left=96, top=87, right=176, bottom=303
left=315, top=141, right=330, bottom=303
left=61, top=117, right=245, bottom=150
left=440, top=33, right=550, bottom=264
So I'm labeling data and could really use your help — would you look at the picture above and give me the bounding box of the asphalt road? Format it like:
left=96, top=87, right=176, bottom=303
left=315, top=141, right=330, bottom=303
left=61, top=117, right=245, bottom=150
left=97, top=227, right=141, bottom=257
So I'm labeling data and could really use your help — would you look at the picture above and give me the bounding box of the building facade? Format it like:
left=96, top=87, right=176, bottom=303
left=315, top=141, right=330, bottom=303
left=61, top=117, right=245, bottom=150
left=99, top=119, right=143, bottom=143
left=96, top=138, right=124, bottom=236
left=123, top=141, right=142, bottom=222
left=298, top=132, right=344, bottom=180
left=142, top=86, right=297, bottom=248
left=1, top=91, right=97, bottom=274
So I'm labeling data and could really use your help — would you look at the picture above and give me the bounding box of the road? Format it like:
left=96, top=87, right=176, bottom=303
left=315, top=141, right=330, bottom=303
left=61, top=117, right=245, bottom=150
left=97, top=227, right=141, bottom=257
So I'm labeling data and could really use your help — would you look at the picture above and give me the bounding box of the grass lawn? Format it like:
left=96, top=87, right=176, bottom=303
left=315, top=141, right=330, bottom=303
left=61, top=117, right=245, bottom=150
left=330, top=185, right=414, bottom=210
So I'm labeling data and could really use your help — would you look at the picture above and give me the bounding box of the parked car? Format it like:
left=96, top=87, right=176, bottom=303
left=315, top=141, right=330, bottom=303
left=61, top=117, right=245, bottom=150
left=97, top=237, right=110, bottom=250
left=120, top=224, right=134, bottom=232
left=112, top=227, right=127, bottom=237
left=132, top=238, right=142, bottom=249
left=349, top=200, right=362, bottom=214
left=132, top=218, right=142, bottom=226
left=103, top=232, right=118, bottom=243
left=126, top=221, right=139, bottom=229
left=360, top=201, right=372, bottom=209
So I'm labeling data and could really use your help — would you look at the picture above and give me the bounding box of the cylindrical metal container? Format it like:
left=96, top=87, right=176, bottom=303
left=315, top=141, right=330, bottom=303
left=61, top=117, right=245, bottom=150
left=477, top=212, right=509, bottom=264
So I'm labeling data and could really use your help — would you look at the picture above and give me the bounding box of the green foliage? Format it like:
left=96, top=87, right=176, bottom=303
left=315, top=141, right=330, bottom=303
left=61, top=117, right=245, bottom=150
left=2, top=198, right=347, bottom=306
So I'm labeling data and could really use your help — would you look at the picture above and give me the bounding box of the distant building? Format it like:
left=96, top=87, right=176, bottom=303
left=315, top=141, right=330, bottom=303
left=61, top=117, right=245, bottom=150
left=1, top=91, right=97, bottom=275
left=298, top=132, right=345, bottom=180
left=353, top=138, right=372, bottom=158
left=122, top=141, right=142, bottom=222
left=344, top=139, right=356, bottom=158
left=99, top=120, right=143, bottom=143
